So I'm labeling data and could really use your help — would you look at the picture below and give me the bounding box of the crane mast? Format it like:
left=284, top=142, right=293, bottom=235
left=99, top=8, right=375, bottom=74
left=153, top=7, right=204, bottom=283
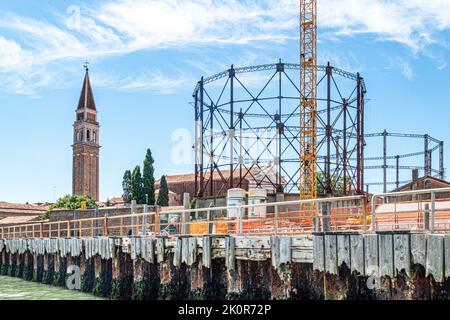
left=299, top=0, right=318, bottom=200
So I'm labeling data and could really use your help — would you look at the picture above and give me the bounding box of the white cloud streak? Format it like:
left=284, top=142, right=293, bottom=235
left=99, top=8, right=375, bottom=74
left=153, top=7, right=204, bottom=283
left=0, top=0, right=449, bottom=95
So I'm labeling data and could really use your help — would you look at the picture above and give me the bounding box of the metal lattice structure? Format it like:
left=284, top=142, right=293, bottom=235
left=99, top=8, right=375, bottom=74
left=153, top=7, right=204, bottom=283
left=300, top=0, right=318, bottom=200
left=193, top=62, right=366, bottom=198
left=363, top=131, right=445, bottom=193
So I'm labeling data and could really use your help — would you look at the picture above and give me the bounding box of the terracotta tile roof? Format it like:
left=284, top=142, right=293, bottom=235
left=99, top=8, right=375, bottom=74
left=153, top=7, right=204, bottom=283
left=0, top=215, right=40, bottom=225
left=0, top=201, right=49, bottom=213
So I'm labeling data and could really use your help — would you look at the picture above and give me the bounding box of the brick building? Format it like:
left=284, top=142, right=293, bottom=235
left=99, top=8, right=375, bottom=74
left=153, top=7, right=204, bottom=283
left=390, top=175, right=450, bottom=201
left=72, top=65, right=100, bottom=201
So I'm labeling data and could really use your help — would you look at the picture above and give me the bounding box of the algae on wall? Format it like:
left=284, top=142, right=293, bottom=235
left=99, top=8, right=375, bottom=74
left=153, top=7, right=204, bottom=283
left=93, top=259, right=112, bottom=298
left=81, top=258, right=95, bottom=293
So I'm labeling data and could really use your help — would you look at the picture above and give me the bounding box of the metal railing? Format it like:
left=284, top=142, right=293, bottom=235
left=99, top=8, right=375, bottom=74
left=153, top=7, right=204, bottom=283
left=3, top=187, right=450, bottom=239
left=0, top=195, right=367, bottom=239
left=370, top=187, right=450, bottom=232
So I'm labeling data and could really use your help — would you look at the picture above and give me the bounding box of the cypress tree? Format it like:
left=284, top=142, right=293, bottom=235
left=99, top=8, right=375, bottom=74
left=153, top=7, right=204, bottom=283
left=122, top=170, right=132, bottom=204
left=131, top=166, right=145, bottom=204
left=143, top=149, right=155, bottom=205
left=157, top=175, right=169, bottom=207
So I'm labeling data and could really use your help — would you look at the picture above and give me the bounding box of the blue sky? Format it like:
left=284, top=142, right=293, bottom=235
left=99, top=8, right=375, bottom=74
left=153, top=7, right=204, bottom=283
left=0, top=0, right=450, bottom=203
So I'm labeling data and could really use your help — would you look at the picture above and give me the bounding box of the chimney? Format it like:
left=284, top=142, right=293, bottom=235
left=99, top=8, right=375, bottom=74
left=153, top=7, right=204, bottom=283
left=412, top=169, right=419, bottom=182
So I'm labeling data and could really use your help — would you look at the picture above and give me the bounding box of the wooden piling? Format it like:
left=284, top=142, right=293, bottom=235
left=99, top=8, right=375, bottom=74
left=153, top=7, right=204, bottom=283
left=156, top=238, right=164, bottom=263
left=225, top=237, right=235, bottom=271
left=313, top=234, right=325, bottom=272
left=364, top=234, right=378, bottom=277
left=324, top=234, right=337, bottom=274
left=393, top=234, right=410, bottom=277
left=426, top=234, right=444, bottom=282
left=174, top=237, right=182, bottom=267
left=202, top=236, right=211, bottom=268
left=378, top=234, right=394, bottom=277
left=337, top=234, right=350, bottom=268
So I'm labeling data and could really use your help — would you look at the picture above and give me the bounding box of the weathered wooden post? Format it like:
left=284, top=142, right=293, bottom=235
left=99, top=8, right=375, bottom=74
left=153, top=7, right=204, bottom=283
left=424, top=203, right=430, bottom=231
left=183, top=193, right=191, bottom=235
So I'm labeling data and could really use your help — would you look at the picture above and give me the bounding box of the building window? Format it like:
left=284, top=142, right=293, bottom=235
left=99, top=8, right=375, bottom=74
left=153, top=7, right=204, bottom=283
left=87, top=130, right=91, bottom=142
left=93, top=131, right=97, bottom=143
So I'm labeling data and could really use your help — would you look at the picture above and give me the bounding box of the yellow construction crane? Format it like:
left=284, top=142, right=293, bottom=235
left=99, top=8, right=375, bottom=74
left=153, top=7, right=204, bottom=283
left=299, top=0, right=318, bottom=200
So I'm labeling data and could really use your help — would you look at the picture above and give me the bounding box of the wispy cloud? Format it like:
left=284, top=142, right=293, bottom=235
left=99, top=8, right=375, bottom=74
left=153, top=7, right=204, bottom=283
left=385, top=57, right=415, bottom=81
left=319, top=0, right=450, bottom=53
left=0, top=0, right=450, bottom=96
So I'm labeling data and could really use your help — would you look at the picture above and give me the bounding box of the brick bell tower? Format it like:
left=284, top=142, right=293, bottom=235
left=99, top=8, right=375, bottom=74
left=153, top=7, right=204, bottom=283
left=72, top=64, right=100, bottom=201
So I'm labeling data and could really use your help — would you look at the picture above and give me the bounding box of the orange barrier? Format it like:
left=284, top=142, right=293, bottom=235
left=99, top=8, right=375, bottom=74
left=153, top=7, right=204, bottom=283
left=190, top=221, right=209, bottom=235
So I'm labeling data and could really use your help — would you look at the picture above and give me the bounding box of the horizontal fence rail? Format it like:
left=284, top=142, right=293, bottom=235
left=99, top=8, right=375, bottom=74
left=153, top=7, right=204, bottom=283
left=0, top=196, right=366, bottom=239
left=2, top=188, right=450, bottom=239
left=370, top=187, right=450, bottom=233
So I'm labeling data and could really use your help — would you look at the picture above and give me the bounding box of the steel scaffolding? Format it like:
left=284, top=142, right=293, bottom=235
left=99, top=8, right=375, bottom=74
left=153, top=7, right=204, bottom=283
left=193, top=61, right=366, bottom=198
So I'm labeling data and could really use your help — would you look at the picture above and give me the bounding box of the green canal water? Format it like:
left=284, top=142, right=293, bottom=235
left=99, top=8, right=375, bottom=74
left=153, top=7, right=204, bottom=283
left=0, top=276, right=103, bottom=300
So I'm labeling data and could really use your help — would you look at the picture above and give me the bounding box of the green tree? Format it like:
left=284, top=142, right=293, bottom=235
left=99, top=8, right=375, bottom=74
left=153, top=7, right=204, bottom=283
left=122, top=170, right=132, bottom=204
left=317, top=173, right=351, bottom=196
left=41, top=195, right=96, bottom=220
left=131, top=165, right=145, bottom=204
left=143, top=149, right=155, bottom=205
left=157, top=175, right=169, bottom=207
